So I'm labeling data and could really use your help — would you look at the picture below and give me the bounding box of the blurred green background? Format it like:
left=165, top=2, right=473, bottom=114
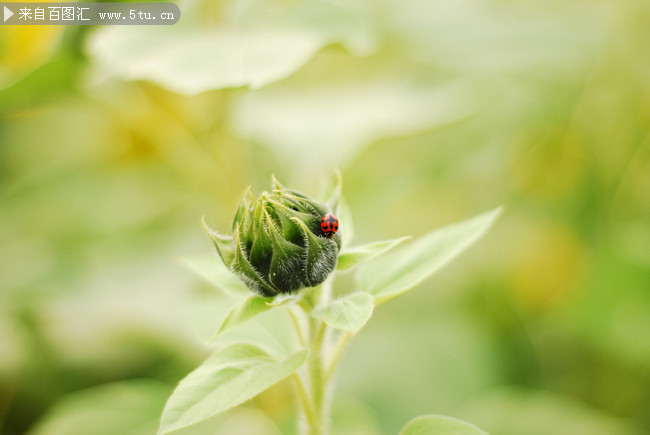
left=1, top=0, right=649, bottom=433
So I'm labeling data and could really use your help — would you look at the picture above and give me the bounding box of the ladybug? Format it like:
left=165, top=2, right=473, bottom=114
left=320, top=213, right=339, bottom=238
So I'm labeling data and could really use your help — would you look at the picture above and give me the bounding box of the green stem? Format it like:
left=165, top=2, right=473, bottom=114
left=292, top=373, right=316, bottom=428
left=293, top=280, right=335, bottom=435
left=308, top=315, right=326, bottom=435
left=324, top=331, right=353, bottom=383
left=288, top=306, right=307, bottom=348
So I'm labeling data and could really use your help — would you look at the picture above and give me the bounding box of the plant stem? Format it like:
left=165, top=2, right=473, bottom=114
left=292, top=373, right=316, bottom=428
left=324, top=331, right=352, bottom=383
left=308, top=314, right=326, bottom=435
left=293, top=279, right=337, bottom=435
left=288, top=306, right=307, bottom=347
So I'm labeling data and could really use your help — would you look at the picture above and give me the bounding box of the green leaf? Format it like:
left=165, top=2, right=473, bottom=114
left=312, top=292, right=374, bottom=333
left=88, top=27, right=326, bottom=95
left=399, top=414, right=488, bottom=435
left=179, top=254, right=248, bottom=296
left=212, top=294, right=300, bottom=339
left=202, top=217, right=235, bottom=267
left=337, top=236, right=411, bottom=271
left=267, top=293, right=302, bottom=306
left=86, top=0, right=378, bottom=94
left=323, top=169, right=343, bottom=210
left=337, top=198, right=355, bottom=248
left=357, top=207, right=502, bottom=305
left=29, top=379, right=172, bottom=435
left=231, top=81, right=477, bottom=180
left=158, top=344, right=308, bottom=434
left=213, top=296, right=273, bottom=339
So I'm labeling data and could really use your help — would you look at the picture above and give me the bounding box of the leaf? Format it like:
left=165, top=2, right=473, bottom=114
left=29, top=379, right=172, bottom=435
left=202, top=216, right=235, bottom=267
left=337, top=236, right=411, bottom=271
left=399, top=414, right=488, bottom=435
left=337, top=198, right=355, bottom=248
left=231, top=81, right=478, bottom=180
left=86, top=0, right=379, bottom=94
left=179, top=254, right=248, bottom=296
left=322, top=169, right=343, bottom=210
left=267, top=294, right=302, bottom=306
left=213, top=296, right=272, bottom=339
left=212, top=294, right=300, bottom=339
left=158, top=344, right=308, bottom=434
left=87, top=27, right=326, bottom=95
left=312, top=292, right=374, bottom=333
left=357, top=207, right=502, bottom=305
left=388, top=0, right=597, bottom=78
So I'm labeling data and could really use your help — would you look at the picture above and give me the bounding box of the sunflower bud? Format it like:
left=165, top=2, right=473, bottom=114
left=203, top=176, right=341, bottom=297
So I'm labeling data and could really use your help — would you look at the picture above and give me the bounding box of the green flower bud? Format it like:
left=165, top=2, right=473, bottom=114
left=203, top=176, right=341, bottom=297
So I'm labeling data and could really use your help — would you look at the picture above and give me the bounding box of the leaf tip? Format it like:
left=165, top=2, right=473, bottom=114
left=491, top=205, right=505, bottom=218
left=201, top=215, right=214, bottom=234
left=482, top=205, right=504, bottom=229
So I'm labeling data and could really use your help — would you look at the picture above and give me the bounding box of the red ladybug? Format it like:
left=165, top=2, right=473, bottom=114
left=320, top=213, right=339, bottom=238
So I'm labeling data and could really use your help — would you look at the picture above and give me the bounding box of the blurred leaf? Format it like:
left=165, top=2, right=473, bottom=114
left=179, top=253, right=248, bottom=295
left=158, top=344, right=308, bottom=434
left=322, top=169, right=343, bottom=210
left=278, top=0, right=378, bottom=56
left=28, top=379, right=171, bottom=435
left=337, top=236, right=411, bottom=271
left=312, top=292, right=374, bottom=333
left=399, top=414, right=488, bottom=435
left=337, top=198, right=355, bottom=248
left=212, top=293, right=300, bottom=339
left=385, top=0, right=599, bottom=77
left=358, top=207, right=501, bottom=305
left=87, top=27, right=326, bottom=95
left=232, top=81, right=478, bottom=179
left=218, top=0, right=378, bottom=56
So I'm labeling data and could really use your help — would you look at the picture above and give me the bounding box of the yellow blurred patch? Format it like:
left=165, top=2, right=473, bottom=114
left=508, top=221, right=585, bottom=313
left=254, top=379, right=294, bottom=420
left=509, top=130, right=586, bottom=200
left=0, top=0, right=63, bottom=88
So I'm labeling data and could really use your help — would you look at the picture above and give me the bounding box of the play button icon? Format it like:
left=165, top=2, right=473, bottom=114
left=3, top=5, right=14, bottom=22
